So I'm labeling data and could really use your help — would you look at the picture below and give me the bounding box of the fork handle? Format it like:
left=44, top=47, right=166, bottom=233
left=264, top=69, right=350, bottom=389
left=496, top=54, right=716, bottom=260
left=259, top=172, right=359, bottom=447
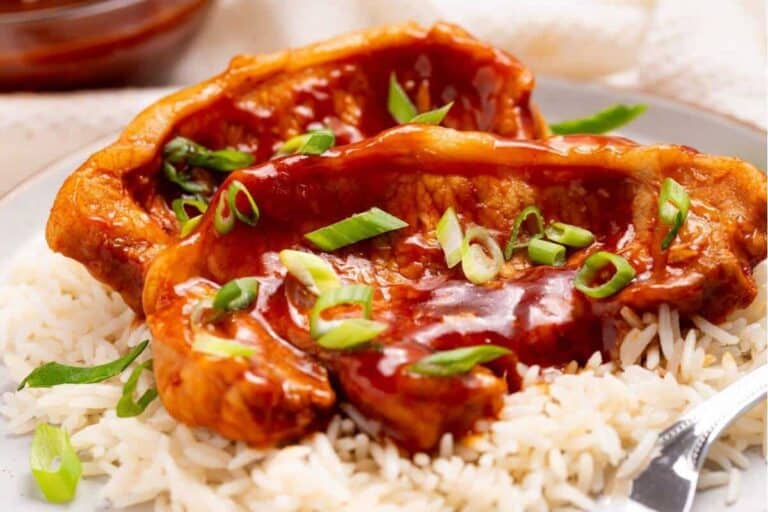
left=659, top=363, right=768, bottom=469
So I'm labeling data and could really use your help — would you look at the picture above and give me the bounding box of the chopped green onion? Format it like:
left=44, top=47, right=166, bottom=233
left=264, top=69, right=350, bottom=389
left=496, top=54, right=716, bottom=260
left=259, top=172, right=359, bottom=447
left=549, top=104, right=647, bottom=135
left=310, top=284, right=374, bottom=339
left=163, top=161, right=210, bottom=195
left=316, top=318, right=387, bottom=350
left=164, top=136, right=254, bottom=172
left=528, top=237, right=566, bottom=266
left=279, top=250, right=340, bottom=295
left=387, top=73, right=453, bottom=125
left=504, top=205, right=545, bottom=260
left=278, top=128, right=335, bottom=155
left=227, top=180, right=260, bottom=226
left=409, top=345, right=511, bottom=377
left=574, top=251, right=636, bottom=299
left=116, top=360, right=157, bottom=418
left=436, top=207, right=463, bottom=268
left=387, top=72, right=418, bottom=124
left=545, top=222, right=595, bottom=248
left=658, top=177, right=690, bottom=250
left=29, top=424, right=82, bottom=503
left=18, top=340, right=149, bottom=390
left=461, top=226, right=504, bottom=285
left=192, top=332, right=257, bottom=358
left=212, top=277, right=259, bottom=313
left=410, top=102, right=454, bottom=125
left=305, top=207, right=408, bottom=251
left=214, top=190, right=235, bottom=235
left=172, top=197, right=208, bottom=238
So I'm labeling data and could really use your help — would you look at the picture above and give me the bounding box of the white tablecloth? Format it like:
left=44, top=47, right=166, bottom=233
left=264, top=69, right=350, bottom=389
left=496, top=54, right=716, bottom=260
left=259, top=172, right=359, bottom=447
left=0, top=0, right=764, bottom=195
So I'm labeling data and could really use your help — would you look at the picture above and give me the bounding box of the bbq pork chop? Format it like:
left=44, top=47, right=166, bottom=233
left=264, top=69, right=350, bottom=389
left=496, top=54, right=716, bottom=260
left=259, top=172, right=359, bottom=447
left=45, top=22, right=547, bottom=313
left=142, top=126, right=766, bottom=451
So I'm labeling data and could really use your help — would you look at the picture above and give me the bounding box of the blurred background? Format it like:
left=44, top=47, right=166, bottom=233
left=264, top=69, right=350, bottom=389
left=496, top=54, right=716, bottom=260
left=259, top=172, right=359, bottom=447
left=0, top=0, right=765, bottom=194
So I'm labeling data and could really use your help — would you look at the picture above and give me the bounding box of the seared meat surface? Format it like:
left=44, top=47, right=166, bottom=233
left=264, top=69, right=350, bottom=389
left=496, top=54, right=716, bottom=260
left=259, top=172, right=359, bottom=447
left=46, top=22, right=546, bottom=313
left=143, top=126, right=766, bottom=451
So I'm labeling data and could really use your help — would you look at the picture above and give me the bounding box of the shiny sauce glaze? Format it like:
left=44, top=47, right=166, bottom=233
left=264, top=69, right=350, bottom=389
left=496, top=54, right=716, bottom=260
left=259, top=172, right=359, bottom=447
left=145, top=131, right=659, bottom=451
left=140, top=35, right=541, bottom=223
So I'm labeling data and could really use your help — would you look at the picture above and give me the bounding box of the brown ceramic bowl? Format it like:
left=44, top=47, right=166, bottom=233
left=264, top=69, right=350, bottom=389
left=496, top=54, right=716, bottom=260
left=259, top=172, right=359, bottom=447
left=0, top=0, right=212, bottom=91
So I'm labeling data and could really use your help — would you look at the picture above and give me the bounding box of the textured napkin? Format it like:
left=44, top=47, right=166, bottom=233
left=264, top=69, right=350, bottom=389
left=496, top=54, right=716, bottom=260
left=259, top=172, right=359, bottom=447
left=0, top=0, right=764, bottom=195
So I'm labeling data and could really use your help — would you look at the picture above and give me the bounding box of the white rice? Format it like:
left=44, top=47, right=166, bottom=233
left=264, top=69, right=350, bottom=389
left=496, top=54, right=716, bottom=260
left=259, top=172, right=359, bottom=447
left=0, top=239, right=765, bottom=511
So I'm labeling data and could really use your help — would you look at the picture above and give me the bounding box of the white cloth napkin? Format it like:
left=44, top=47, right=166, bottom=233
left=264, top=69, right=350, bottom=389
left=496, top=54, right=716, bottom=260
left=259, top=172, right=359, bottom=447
left=0, top=0, right=764, bottom=195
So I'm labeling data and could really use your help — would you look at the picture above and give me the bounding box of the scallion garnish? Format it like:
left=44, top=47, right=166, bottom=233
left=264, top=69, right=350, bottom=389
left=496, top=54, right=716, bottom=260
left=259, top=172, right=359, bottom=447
left=192, top=332, right=257, bottom=358
left=116, top=360, right=157, bottom=418
left=461, top=226, right=504, bottom=284
left=310, top=284, right=385, bottom=349
left=29, top=424, right=82, bottom=503
left=277, top=128, right=335, bottom=156
left=172, top=198, right=208, bottom=238
left=436, top=207, right=463, bottom=268
left=18, top=340, right=149, bottom=390
left=410, top=101, right=454, bottom=125
left=315, top=318, right=387, bottom=350
left=212, top=277, right=260, bottom=313
left=214, top=180, right=259, bottom=234
left=658, top=177, right=690, bottom=250
left=305, top=207, right=408, bottom=251
left=387, top=72, right=453, bottom=125
left=544, top=222, right=595, bottom=248
left=164, top=136, right=254, bottom=172
left=409, top=345, right=511, bottom=377
left=163, top=161, right=210, bottom=195
left=227, top=180, right=260, bottom=226
left=574, top=251, right=636, bottom=299
left=279, top=250, right=340, bottom=295
left=528, top=237, right=566, bottom=266
left=504, top=206, right=545, bottom=260
left=549, top=104, right=647, bottom=135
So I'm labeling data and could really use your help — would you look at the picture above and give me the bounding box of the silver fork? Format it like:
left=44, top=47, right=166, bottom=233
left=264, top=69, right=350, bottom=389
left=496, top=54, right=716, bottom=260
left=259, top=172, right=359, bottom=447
left=595, top=363, right=768, bottom=512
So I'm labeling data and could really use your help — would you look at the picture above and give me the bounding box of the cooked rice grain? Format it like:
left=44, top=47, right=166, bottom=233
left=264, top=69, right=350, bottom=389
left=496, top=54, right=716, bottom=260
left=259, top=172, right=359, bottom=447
left=1, top=240, right=765, bottom=511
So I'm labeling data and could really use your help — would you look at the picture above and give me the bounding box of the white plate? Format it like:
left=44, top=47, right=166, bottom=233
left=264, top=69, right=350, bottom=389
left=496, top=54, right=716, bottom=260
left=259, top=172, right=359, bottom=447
left=0, top=78, right=765, bottom=511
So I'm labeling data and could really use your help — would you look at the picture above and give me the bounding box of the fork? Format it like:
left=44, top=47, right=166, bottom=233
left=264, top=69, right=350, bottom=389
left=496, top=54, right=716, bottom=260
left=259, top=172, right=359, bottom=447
left=595, top=363, right=767, bottom=512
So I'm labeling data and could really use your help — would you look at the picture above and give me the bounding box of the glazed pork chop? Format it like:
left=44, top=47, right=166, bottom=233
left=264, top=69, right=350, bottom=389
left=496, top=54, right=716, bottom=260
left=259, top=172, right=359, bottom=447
left=142, top=126, right=766, bottom=451
left=46, top=22, right=546, bottom=313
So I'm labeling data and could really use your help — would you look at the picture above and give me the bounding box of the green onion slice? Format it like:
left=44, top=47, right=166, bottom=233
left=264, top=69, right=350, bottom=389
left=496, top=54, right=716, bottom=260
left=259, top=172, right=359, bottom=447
left=387, top=73, right=453, bottom=125
left=279, top=250, right=340, bottom=295
left=549, top=104, right=647, bottom=135
left=658, top=177, right=690, bottom=250
left=172, top=197, right=208, bottom=238
left=305, top=207, right=408, bottom=251
left=316, top=318, right=387, bottom=350
left=277, top=128, right=335, bottom=156
left=436, top=207, right=463, bottom=268
left=504, top=205, right=545, bottom=260
left=164, top=136, right=254, bottom=172
left=192, top=332, right=257, bottom=358
left=310, top=284, right=375, bottom=338
left=18, top=340, right=149, bottom=390
left=116, top=360, right=158, bottom=418
left=29, top=424, right=82, bottom=504
left=528, top=237, right=566, bottom=266
left=212, top=277, right=259, bottom=313
left=227, top=180, right=260, bottom=226
left=214, top=190, right=235, bottom=235
left=461, top=226, right=504, bottom=284
left=574, top=251, right=636, bottom=299
left=410, top=101, right=454, bottom=125
left=545, top=222, right=595, bottom=248
left=387, top=72, right=418, bottom=124
left=409, top=345, right=511, bottom=377
left=163, top=161, right=209, bottom=195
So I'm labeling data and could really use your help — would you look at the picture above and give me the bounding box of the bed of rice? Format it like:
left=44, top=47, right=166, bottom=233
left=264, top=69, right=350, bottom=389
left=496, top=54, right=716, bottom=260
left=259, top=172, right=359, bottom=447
left=0, top=238, right=764, bottom=512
